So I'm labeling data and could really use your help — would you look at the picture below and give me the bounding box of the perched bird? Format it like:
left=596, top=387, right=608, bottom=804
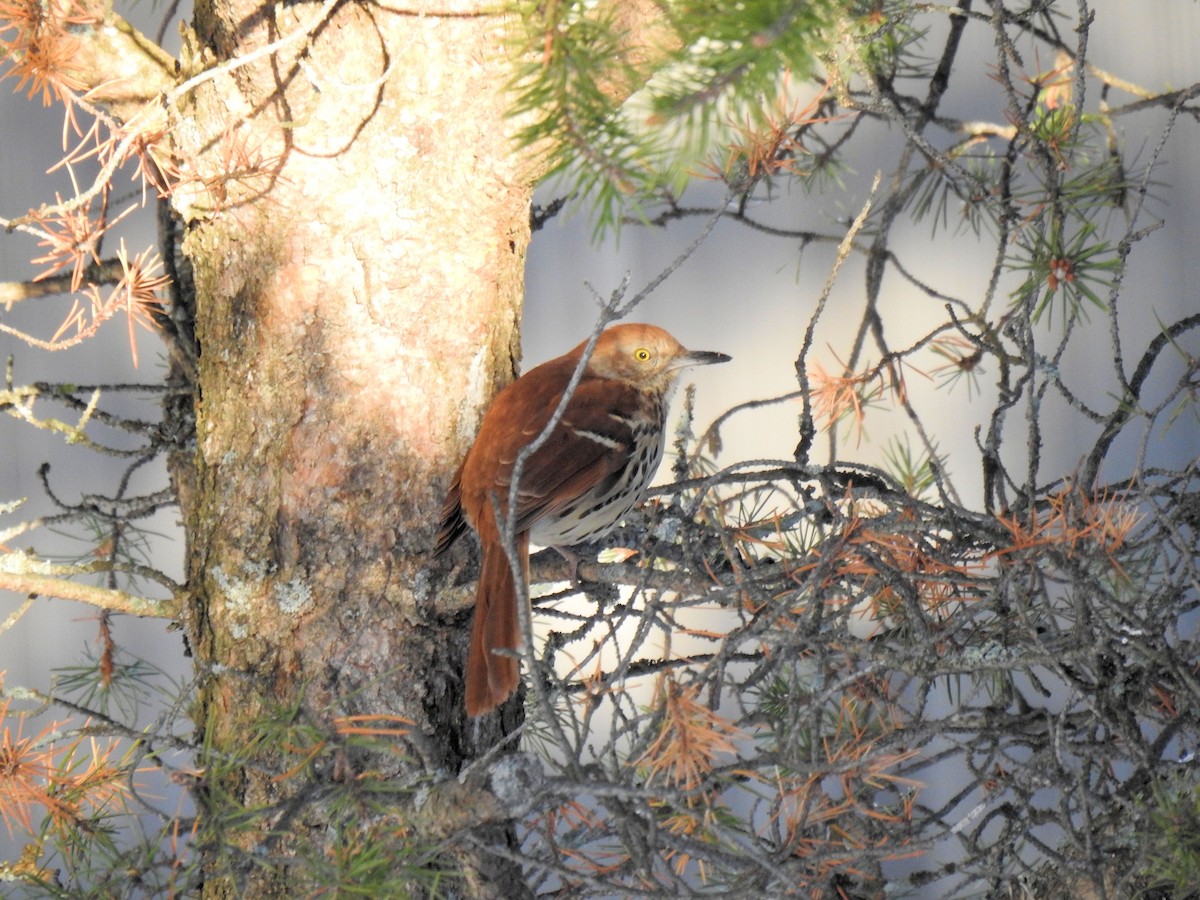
left=436, top=323, right=730, bottom=716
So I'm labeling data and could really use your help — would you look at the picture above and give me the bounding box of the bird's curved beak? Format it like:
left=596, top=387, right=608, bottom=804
left=679, top=349, right=732, bottom=369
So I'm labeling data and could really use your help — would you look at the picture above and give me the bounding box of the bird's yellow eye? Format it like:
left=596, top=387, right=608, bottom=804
left=634, top=348, right=652, bottom=362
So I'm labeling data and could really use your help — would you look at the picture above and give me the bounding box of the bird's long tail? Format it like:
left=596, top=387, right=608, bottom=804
left=465, top=531, right=528, bottom=716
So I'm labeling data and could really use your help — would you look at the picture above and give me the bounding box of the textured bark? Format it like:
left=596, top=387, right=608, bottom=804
left=172, top=1, right=532, bottom=894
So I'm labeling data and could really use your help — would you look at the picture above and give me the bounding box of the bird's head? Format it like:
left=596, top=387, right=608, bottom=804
left=583, top=323, right=731, bottom=391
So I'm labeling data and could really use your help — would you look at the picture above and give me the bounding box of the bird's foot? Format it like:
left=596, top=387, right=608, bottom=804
left=551, top=545, right=584, bottom=586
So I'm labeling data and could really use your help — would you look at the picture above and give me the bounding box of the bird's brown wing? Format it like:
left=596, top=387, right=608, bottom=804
left=458, top=356, right=637, bottom=537
left=434, top=462, right=467, bottom=557
left=440, top=355, right=581, bottom=553
left=508, top=375, right=639, bottom=534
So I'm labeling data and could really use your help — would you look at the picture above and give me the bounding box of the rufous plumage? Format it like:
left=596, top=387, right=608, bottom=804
left=436, top=323, right=730, bottom=715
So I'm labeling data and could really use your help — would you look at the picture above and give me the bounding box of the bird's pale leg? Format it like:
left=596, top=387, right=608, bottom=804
left=550, top=544, right=584, bottom=586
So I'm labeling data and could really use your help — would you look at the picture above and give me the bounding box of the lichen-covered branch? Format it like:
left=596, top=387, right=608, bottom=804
left=0, top=555, right=180, bottom=618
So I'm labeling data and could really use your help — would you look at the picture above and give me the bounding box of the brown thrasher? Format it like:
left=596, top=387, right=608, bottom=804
left=436, top=323, right=730, bottom=716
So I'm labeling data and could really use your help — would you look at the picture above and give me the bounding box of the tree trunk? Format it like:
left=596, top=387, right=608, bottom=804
left=173, top=1, right=532, bottom=893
